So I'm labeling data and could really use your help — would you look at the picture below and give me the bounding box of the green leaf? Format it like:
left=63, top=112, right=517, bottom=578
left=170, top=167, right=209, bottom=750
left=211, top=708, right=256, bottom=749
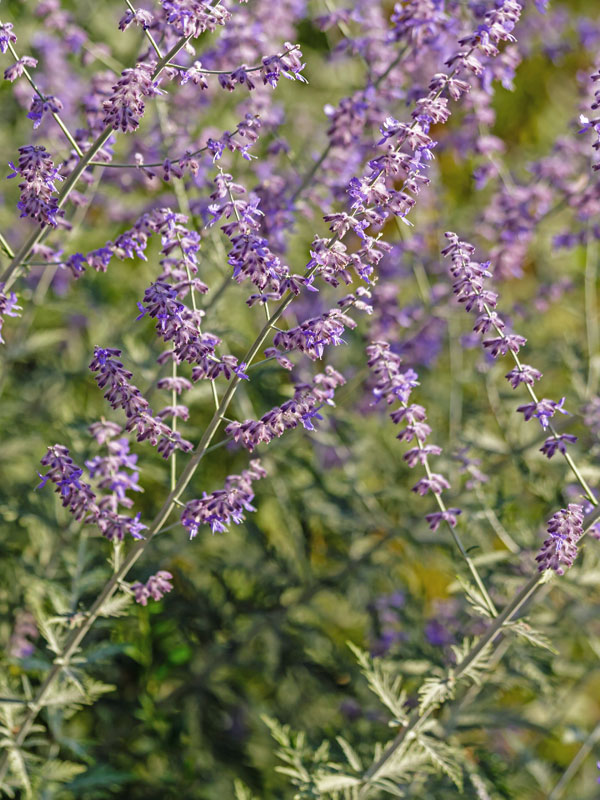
left=97, top=592, right=133, bottom=618
left=38, top=759, right=86, bottom=783
left=503, top=620, right=557, bottom=653
left=316, top=774, right=361, bottom=792
left=418, top=674, right=455, bottom=714
left=336, top=736, right=362, bottom=771
left=348, top=642, right=407, bottom=721
left=418, top=735, right=463, bottom=791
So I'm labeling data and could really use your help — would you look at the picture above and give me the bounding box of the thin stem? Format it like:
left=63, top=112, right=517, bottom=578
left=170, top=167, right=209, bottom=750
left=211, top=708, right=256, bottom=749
left=0, top=232, right=15, bottom=260
left=6, top=40, right=83, bottom=157
left=547, top=720, right=600, bottom=799
left=125, top=0, right=163, bottom=59
left=167, top=44, right=300, bottom=74
left=171, top=359, right=177, bottom=492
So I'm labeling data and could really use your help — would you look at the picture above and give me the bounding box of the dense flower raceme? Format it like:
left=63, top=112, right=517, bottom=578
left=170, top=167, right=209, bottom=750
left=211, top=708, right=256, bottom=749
left=181, top=459, right=266, bottom=536
left=208, top=171, right=305, bottom=304
left=225, top=366, right=346, bottom=452
left=102, top=62, right=164, bottom=133
left=441, top=232, right=577, bottom=457
left=38, top=444, right=148, bottom=541
left=137, top=280, right=247, bottom=383
left=0, top=283, right=21, bottom=344
left=536, top=504, right=584, bottom=575
left=89, top=347, right=193, bottom=458
left=6, top=145, right=63, bottom=228
left=86, top=423, right=143, bottom=514
left=160, top=0, right=232, bottom=39
left=131, top=571, right=174, bottom=606
left=366, top=341, right=460, bottom=531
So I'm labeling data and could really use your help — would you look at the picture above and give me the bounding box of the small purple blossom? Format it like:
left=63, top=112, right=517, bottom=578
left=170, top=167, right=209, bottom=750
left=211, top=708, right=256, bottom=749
left=517, top=397, right=569, bottom=430
left=132, top=571, right=173, bottom=605
left=540, top=434, right=578, bottom=459
left=161, top=0, right=231, bottom=37
left=0, top=22, right=17, bottom=54
left=27, top=94, right=63, bottom=129
left=89, top=346, right=193, bottom=457
left=4, top=55, right=37, bottom=83
left=226, top=367, right=345, bottom=452
left=425, top=508, right=462, bottom=531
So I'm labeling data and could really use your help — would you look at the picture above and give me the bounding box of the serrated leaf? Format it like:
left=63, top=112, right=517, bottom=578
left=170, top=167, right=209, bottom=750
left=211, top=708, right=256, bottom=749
left=372, top=776, right=406, bottom=797
left=38, top=759, right=86, bottom=783
left=275, top=766, right=304, bottom=779
left=348, top=642, right=407, bottom=721
left=418, top=674, right=455, bottom=714
left=504, top=620, right=557, bottom=653
left=336, top=736, right=362, bottom=771
left=456, top=576, right=493, bottom=618
left=418, top=735, right=463, bottom=791
left=97, top=592, right=133, bottom=618
left=451, top=638, right=493, bottom=686
left=233, top=780, right=259, bottom=800
left=316, top=774, right=361, bottom=791
left=7, top=746, right=32, bottom=798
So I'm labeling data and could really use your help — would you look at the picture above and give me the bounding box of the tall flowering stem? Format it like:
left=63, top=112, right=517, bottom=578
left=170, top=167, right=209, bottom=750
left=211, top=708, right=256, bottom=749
left=441, top=232, right=597, bottom=507
left=367, top=341, right=496, bottom=616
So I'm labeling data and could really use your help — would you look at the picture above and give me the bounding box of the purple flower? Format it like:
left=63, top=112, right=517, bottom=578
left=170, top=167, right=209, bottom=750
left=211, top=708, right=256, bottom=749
left=272, top=310, right=356, bottom=361
left=226, top=367, right=345, bottom=452
left=132, top=571, right=173, bottom=605
left=516, top=397, right=569, bottom=430
left=540, top=434, right=578, bottom=459
left=412, top=474, right=451, bottom=496
left=7, top=145, right=63, bottom=228
left=366, top=341, right=420, bottom=405
left=425, top=508, right=462, bottom=531
left=536, top=504, right=584, bottom=576
left=118, top=7, right=154, bottom=30
left=161, top=0, right=231, bottom=37
left=0, top=283, right=22, bottom=344
left=4, top=55, right=37, bottom=82
left=27, top=94, right=63, bottom=129
left=505, top=364, right=542, bottom=389
left=103, top=63, right=164, bottom=133
left=38, top=445, right=99, bottom=521
left=89, top=346, right=193, bottom=458
left=0, top=22, right=17, bottom=54
left=181, top=460, right=267, bottom=537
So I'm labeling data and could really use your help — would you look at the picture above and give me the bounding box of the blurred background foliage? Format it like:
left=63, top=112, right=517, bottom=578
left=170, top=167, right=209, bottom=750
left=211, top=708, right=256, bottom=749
left=2, top=0, right=600, bottom=797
